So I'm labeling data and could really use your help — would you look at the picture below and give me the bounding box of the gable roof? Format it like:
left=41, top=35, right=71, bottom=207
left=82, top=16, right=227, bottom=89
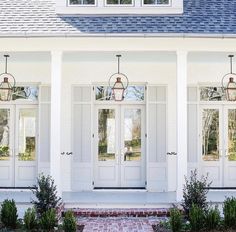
left=0, top=0, right=236, bottom=37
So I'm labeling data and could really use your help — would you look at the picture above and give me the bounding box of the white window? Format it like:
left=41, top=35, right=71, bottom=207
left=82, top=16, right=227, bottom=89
left=69, top=0, right=95, bottom=5
left=57, top=0, right=183, bottom=14
left=143, top=0, right=169, bottom=5
left=106, top=0, right=133, bottom=6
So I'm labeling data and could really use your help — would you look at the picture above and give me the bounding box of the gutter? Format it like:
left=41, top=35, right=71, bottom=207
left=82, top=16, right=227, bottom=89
left=0, top=32, right=236, bottom=39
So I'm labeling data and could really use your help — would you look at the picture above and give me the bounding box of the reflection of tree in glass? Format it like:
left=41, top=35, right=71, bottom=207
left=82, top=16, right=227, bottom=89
left=228, top=110, right=236, bottom=161
left=98, top=109, right=115, bottom=160
left=124, top=86, right=144, bottom=101
left=202, top=109, right=219, bottom=160
left=0, top=110, right=9, bottom=159
left=96, top=87, right=112, bottom=101
left=200, top=87, right=225, bottom=101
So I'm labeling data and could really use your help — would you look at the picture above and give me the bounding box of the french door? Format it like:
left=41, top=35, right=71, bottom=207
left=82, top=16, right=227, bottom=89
left=94, top=105, right=145, bottom=188
left=201, top=105, right=236, bottom=187
left=0, top=104, right=37, bottom=187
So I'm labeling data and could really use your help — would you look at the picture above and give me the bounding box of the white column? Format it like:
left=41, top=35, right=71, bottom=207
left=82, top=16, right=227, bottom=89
left=50, top=51, right=62, bottom=196
left=176, top=51, right=188, bottom=201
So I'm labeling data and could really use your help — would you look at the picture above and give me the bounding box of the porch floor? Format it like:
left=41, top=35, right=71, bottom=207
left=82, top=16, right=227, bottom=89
left=1, top=189, right=236, bottom=217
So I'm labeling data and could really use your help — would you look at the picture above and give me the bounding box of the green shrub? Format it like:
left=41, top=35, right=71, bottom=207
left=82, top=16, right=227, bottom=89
left=169, top=208, right=182, bottom=232
left=223, top=197, right=236, bottom=229
left=0, top=199, right=18, bottom=229
left=182, top=169, right=211, bottom=216
left=31, top=174, right=61, bottom=218
left=23, top=207, right=37, bottom=230
left=39, top=208, right=57, bottom=231
left=189, top=204, right=205, bottom=231
left=205, top=206, right=221, bottom=231
left=62, top=210, right=77, bottom=232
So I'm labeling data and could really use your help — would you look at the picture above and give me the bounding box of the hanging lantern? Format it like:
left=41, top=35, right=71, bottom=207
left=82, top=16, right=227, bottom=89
left=0, top=55, right=16, bottom=101
left=222, top=55, right=236, bottom=101
left=108, top=55, right=129, bottom=101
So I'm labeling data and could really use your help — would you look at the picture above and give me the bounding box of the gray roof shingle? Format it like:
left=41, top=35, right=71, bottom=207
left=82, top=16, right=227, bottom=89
left=0, top=0, right=236, bottom=36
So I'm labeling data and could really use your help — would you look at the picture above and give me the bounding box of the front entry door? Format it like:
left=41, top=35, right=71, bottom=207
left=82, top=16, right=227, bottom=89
left=201, top=105, right=236, bottom=187
left=94, top=105, right=145, bottom=188
left=0, top=105, right=37, bottom=187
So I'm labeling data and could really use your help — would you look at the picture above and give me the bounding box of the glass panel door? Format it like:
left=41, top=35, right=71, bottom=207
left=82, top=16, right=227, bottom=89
left=94, top=105, right=145, bottom=188
left=95, top=106, right=119, bottom=187
left=15, top=105, right=37, bottom=187
left=120, top=105, right=145, bottom=187
left=224, top=107, right=236, bottom=187
left=0, top=106, right=14, bottom=187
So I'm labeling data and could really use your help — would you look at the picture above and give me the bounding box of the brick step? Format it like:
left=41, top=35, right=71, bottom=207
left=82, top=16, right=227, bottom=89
left=64, top=208, right=170, bottom=217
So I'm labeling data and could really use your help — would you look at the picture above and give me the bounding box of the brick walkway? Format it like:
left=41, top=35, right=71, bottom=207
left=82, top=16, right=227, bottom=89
left=77, top=216, right=163, bottom=232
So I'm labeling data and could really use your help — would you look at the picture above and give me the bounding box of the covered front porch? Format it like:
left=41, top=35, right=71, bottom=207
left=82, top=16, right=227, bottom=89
left=1, top=189, right=236, bottom=218
left=0, top=37, right=236, bottom=203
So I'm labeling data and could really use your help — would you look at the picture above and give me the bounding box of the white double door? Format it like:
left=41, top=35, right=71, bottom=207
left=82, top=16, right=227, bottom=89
left=94, top=105, right=145, bottom=188
left=201, top=105, right=236, bottom=187
left=0, top=104, right=37, bottom=187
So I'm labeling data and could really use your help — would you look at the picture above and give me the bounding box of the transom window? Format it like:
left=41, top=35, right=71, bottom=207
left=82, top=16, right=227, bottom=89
left=69, top=0, right=95, bottom=5
left=95, top=85, right=145, bottom=102
left=143, top=0, right=169, bottom=5
left=200, top=86, right=226, bottom=101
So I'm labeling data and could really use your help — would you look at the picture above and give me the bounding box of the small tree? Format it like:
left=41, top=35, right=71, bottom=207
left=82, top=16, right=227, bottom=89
left=182, top=169, right=211, bottom=216
left=0, top=199, right=18, bottom=229
left=31, top=174, right=61, bottom=218
left=169, top=208, right=182, bottom=232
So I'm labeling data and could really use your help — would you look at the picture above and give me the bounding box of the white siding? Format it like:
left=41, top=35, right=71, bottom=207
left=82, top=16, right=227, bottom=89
left=71, top=86, right=93, bottom=190
left=147, top=86, right=167, bottom=192
left=38, top=85, right=51, bottom=176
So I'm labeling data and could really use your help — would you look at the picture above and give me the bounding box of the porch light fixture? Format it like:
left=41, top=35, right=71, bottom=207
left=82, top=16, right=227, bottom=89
left=221, top=55, right=236, bottom=101
left=108, top=55, right=129, bottom=101
left=0, top=55, right=16, bottom=101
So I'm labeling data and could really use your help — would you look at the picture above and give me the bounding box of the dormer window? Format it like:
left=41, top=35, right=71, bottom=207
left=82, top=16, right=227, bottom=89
left=58, top=0, right=183, bottom=15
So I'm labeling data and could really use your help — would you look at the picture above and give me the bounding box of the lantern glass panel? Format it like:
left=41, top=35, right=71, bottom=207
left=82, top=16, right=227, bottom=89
left=227, top=82, right=236, bottom=101
left=0, top=81, right=12, bottom=101
left=113, top=88, right=124, bottom=101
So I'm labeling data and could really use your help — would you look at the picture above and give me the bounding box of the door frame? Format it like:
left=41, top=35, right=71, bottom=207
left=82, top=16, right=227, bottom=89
left=93, top=103, right=146, bottom=188
left=0, top=102, right=38, bottom=187
left=199, top=103, right=236, bottom=187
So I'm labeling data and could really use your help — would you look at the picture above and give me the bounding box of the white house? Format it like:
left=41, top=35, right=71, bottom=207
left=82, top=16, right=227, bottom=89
left=0, top=0, right=236, bottom=202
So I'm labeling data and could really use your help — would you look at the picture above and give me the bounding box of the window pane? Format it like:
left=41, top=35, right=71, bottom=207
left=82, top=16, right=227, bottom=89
left=228, top=109, right=236, bottom=161
left=107, top=0, right=119, bottom=3
left=98, top=109, right=115, bottom=161
left=144, top=0, right=169, bottom=4
left=120, top=0, right=132, bottom=4
left=95, top=86, right=145, bottom=101
left=12, top=86, right=38, bottom=101
left=202, top=109, right=219, bottom=161
left=124, top=109, right=141, bottom=161
left=70, top=0, right=95, bottom=4
left=200, top=87, right=226, bottom=101
left=18, top=109, right=37, bottom=161
left=0, top=109, right=10, bottom=161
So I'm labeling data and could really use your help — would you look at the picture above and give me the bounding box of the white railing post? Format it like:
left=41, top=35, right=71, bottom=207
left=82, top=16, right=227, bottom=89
left=176, top=50, right=188, bottom=202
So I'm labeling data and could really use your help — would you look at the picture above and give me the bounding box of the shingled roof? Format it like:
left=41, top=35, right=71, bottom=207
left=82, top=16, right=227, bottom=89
left=0, top=0, right=236, bottom=37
